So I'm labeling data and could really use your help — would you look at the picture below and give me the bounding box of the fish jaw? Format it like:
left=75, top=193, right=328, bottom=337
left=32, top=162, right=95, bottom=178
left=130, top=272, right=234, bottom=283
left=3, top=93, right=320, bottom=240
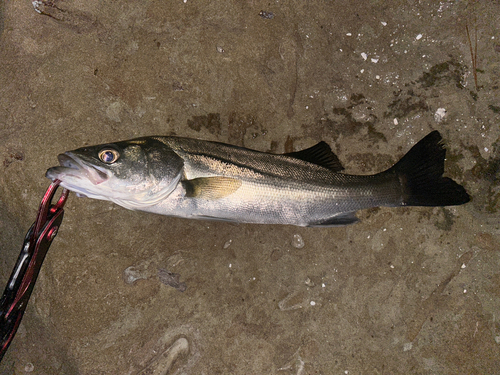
left=45, top=152, right=110, bottom=199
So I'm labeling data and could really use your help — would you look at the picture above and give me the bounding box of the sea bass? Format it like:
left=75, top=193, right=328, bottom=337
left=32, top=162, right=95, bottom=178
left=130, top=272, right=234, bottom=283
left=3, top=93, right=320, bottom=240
left=45, top=131, right=470, bottom=227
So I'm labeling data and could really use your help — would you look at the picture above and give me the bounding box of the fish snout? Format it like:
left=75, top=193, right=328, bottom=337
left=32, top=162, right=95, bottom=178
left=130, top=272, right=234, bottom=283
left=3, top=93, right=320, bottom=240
left=54, top=152, right=109, bottom=185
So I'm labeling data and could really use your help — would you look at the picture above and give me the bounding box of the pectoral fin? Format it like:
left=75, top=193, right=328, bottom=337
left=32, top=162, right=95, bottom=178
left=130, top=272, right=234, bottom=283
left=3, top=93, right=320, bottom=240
left=182, top=177, right=242, bottom=199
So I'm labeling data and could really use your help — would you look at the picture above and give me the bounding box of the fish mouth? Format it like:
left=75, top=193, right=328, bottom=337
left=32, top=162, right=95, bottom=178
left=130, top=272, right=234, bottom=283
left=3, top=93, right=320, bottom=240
left=46, top=152, right=109, bottom=186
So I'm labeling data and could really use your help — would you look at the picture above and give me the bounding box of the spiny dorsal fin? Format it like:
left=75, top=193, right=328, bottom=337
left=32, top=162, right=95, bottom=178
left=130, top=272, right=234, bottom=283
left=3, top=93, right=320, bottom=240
left=182, top=177, right=242, bottom=199
left=285, top=141, right=344, bottom=172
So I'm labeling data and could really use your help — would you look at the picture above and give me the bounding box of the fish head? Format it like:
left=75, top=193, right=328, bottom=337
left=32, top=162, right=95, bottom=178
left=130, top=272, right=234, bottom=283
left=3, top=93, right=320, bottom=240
left=46, top=138, right=184, bottom=209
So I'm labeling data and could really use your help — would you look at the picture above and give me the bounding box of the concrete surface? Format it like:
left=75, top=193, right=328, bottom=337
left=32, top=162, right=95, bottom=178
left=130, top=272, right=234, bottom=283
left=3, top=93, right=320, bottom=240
left=1, top=1, right=499, bottom=374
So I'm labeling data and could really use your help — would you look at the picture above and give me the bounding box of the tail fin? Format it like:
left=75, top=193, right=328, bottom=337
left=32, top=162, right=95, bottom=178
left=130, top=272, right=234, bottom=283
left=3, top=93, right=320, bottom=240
left=388, top=131, right=470, bottom=207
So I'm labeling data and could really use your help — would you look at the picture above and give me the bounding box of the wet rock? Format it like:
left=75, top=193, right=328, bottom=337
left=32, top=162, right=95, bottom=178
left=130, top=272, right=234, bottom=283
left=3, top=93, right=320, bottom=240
left=187, top=113, right=221, bottom=135
left=270, top=247, right=284, bottom=261
left=476, top=232, right=498, bottom=252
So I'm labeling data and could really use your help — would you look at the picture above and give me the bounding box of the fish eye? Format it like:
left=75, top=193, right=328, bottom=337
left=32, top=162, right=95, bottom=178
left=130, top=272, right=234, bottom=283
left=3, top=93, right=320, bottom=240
left=98, top=148, right=120, bottom=164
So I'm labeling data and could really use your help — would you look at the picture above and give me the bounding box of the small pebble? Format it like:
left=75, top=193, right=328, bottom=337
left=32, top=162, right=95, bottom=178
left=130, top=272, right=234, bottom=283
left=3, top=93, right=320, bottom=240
left=259, top=10, right=274, bottom=19
left=292, top=234, right=305, bottom=249
left=223, top=239, right=232, bottom=249
left=434, top=108, right=447, bottom=123
left=305, top=277, right=315, bottom=287
left=158, top=269, right=187, bottom=292
left=123, top=266, right=148, bottom=284
left=24, top=363, right=34, bottom=372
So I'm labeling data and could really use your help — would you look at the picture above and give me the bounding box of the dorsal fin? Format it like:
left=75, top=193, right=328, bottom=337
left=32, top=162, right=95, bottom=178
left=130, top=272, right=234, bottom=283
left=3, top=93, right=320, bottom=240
left=285, top=141, right=344, bottom=172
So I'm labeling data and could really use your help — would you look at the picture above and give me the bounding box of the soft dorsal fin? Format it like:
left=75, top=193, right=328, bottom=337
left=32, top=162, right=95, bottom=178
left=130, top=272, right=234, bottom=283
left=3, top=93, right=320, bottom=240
left=182, top=177, right=242, bottom=200
left=285, top=141, right=344, bottom=172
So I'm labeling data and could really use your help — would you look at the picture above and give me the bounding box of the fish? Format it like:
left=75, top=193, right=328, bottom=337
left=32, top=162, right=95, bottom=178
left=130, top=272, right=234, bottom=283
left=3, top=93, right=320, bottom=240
left=45, top=131, right=470, bottom=227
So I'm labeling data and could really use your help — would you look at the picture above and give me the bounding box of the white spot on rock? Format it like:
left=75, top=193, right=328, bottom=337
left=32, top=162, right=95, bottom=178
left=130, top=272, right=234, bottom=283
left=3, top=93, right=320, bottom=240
left=106, top=102, right=122, bottom=122
left=32, top=1, right=42, bottom=13
left=434, top=108, right=447, bottom=123
left=24, top=363, right=34, bottom=372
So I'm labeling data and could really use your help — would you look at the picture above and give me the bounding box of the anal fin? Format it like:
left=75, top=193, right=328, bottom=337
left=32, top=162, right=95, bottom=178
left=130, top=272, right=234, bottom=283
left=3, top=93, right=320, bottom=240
left=307, top=212, right=359, bottom=227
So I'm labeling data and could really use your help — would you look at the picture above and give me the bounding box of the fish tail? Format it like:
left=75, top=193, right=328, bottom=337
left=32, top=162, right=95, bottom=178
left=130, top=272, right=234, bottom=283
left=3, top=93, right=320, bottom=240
left=389, top=131, right=470, bottom=207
